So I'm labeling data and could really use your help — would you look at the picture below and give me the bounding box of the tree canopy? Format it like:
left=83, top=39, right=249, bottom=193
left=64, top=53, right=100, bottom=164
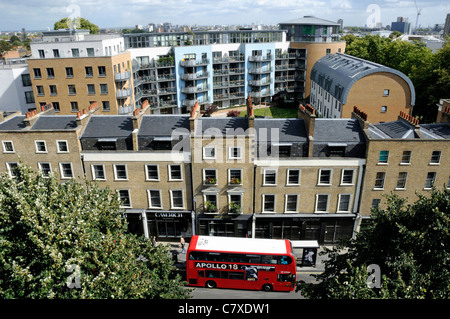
left=0, top=164, right=190, bottom=299
left=297, top=187, right=450, bottom=299
left=342, top=34, right=450, bottom=123
left=54, top=17, right=99, bottom=34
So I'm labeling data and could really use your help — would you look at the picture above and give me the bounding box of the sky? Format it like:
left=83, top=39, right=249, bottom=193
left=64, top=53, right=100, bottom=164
left=0, top=0, right=448, bottom=31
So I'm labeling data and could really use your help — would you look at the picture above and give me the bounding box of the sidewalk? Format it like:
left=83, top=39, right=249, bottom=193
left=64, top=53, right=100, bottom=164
left=157, top=241, right=332, bottom=274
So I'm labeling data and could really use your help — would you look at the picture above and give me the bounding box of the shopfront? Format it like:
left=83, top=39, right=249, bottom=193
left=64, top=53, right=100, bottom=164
left=124, top=210, right=193, bottom=241
left=197, top=213, right=252, bottom=238
left=254, top=214, right=356, bottom=244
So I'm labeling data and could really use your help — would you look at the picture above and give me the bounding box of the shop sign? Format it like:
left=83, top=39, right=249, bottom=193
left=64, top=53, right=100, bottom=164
left=155, top=212, right=184, bottom=218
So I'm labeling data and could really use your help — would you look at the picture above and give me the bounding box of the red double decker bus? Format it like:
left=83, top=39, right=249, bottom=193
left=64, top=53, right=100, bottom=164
left=186, top=235, right=296, bottom=292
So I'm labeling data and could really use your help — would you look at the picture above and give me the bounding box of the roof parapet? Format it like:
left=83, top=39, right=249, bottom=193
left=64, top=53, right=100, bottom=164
left=351, top=106, right=369, bottom=130
left=398, top=110, right=419, bottom=126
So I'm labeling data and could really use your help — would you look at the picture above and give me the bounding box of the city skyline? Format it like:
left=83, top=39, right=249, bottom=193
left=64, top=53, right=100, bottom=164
left=0, top=0, right=448, bottom=32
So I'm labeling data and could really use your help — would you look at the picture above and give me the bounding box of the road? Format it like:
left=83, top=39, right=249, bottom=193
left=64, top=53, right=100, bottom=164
left=187, top=270, right=320, bottom=299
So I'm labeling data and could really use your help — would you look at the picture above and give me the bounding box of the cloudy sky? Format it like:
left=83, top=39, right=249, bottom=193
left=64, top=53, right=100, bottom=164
left=0, top=0, right=448, bottom=31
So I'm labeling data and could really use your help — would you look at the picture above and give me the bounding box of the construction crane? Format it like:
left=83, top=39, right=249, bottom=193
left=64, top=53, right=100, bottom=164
left=414, top=0, right=422, bottom=34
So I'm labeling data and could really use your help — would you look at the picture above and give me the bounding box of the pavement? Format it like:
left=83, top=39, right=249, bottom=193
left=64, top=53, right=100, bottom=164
left=156, top=241, right=332, bottom=275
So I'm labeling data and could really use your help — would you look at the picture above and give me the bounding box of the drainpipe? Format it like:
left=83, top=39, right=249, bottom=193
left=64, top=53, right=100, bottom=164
left=251, top=164, right=256, bottom=238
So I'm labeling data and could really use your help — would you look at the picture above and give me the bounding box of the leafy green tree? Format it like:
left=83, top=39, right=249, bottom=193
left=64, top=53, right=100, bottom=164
left=54, top=17, right=99, bottom=34
left=0, top=164, right=190, bottom=299
left=0, top=40, right=13, bottom=52
left=297, top=187, right=450, bottom=299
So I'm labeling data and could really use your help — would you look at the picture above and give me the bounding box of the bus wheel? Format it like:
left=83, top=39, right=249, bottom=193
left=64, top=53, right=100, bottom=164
left=205, top=281, right=216, bottom=289
left=262, top=284, right=273, bottom=292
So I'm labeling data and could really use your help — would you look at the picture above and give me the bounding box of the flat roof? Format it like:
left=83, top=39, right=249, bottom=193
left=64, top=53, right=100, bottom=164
left=190, top=235, right=290, bottom=255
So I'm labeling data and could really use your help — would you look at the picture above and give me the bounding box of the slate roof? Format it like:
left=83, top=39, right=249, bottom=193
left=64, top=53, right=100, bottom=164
left=313, top=119, right=366, bottom=143
left=195, top=117, right=249, bottom=136
left=311, top=53, right=416, bottom=105
left=80, top=116, right=133, bottom=138
left=0, top=116, right=27, bottom=131
left=138, top=115, right=190, bottom=137
left=368, top=121, right=450, bottom=139
left=30, top=115, right=78, bottom=130
left=254, top=118, right=308, bottom=142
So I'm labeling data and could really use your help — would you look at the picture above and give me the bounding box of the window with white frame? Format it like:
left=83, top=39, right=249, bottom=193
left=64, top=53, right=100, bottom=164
left=204, top=193, right=218, bottom=213
left=170, top=190, right=184, bottom=209
left=148, top=190, right=162, bottom=209
left=401, top=150, right=412, bottom=164
left=92, top=164, right=106, bottom=180
left=228, top=193, right=242, bottom=214
left=229, top=146, right=242, bottom=159
left=2, top=141, right=14, bottom=153
left=315, top=194, right=329, bottom=212
left=203, top=169, right=217, bottom=185
left=287, top=169, right=300, bottom=185
left=337, top=194, right=351, bottom=212
left=374, top=172, right=386, bottom=189
left=340, top=169, right=354, bottom=185
left=59, top=162, right=73, bottom=179
left=35, top=140, right=47, bottom=153
left=285, top=194, right=298, bottom=213
left=424, top=172, right=436, bottom=189
left=56, top=140, right=69, bottom=153
left=114, top=164, right=128, bottom=180
left=6, top=162, right=19, bottom=178
left=228, top=169, right=242, bottom=185
left=168, top=165, right=182, bottom=181
left=203, top=146, right=216, bottom=159
left=378, top=150, right=389, bottom=164
left=263, top=169, right=277, bottom=185
left=318, top=169, right=332, bottom=185
left=145, top=164, right=159, bottom=181
left=262, top=194, right=275, bottom=212
left=396, top=172, right=408, bottom=189
left=38, top=162, right=51, bottom=177
left=118, top=189, right=131, bottom=207
left=430, top=151, right=441, bottom=164
left=371, top=198, right=381, bottom=208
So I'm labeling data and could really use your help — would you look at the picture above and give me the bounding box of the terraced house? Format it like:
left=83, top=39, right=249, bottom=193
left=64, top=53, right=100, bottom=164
left=1, top=100, right=448, bottom=244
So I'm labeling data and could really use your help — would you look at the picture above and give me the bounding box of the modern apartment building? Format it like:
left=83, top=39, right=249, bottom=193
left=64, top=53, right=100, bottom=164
left=279, top=16, right=347, bottom=99
left=1, top=101, right=449, bottom=243
left=310, top=53, right=415, bottom=123
left=27, top=29, right=135, bottom=115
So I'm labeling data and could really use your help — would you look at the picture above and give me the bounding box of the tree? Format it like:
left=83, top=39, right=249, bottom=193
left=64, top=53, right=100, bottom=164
left=54, top=17, right=99, bottom=34
left=0, top=164, right=190, bottom=299
left=297, top=187, right=450, bottom=299
left=0, top=40, right=13, bottom=52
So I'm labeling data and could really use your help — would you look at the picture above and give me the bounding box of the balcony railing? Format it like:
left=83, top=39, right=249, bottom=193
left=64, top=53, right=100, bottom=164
left=182, top=97, right=211, bottom=107
left=249, top=90, right=273, bottom=98
left=249, top=78, right=273, bottom=86
left=248, top=67, right=272, bottom=74
left=181, top=71, right=209, bottom=80
left=182, top=85, right=209, bottom=94
left=114, top=71, right=131, bottom=81
left=180, top=59, right=210, bottom=67
left=116, top=88, right=132, bottom=98
left=118, top=105, right=134, bottom=114
left=248, top=55, right=273, bottom=62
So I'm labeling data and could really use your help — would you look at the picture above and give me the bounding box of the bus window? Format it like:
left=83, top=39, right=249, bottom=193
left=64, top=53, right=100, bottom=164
left=261, top=255, right=277, bottom=264
left=206, top=253, right=220, bottom=261
left=206, top=270, right=220, bottom=278
left=278, top=256, right=292, bottom=265
left=230, top=254, right=245, bottom=263
left=246, top=254, right=261, bottom=263
left=198, top=271, right=204, bottom=277
left=277, top=274, right=295, bottom=282
left=229, top=272, right=244, bottom=280
left=220, top=272, right=228, bottom=279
